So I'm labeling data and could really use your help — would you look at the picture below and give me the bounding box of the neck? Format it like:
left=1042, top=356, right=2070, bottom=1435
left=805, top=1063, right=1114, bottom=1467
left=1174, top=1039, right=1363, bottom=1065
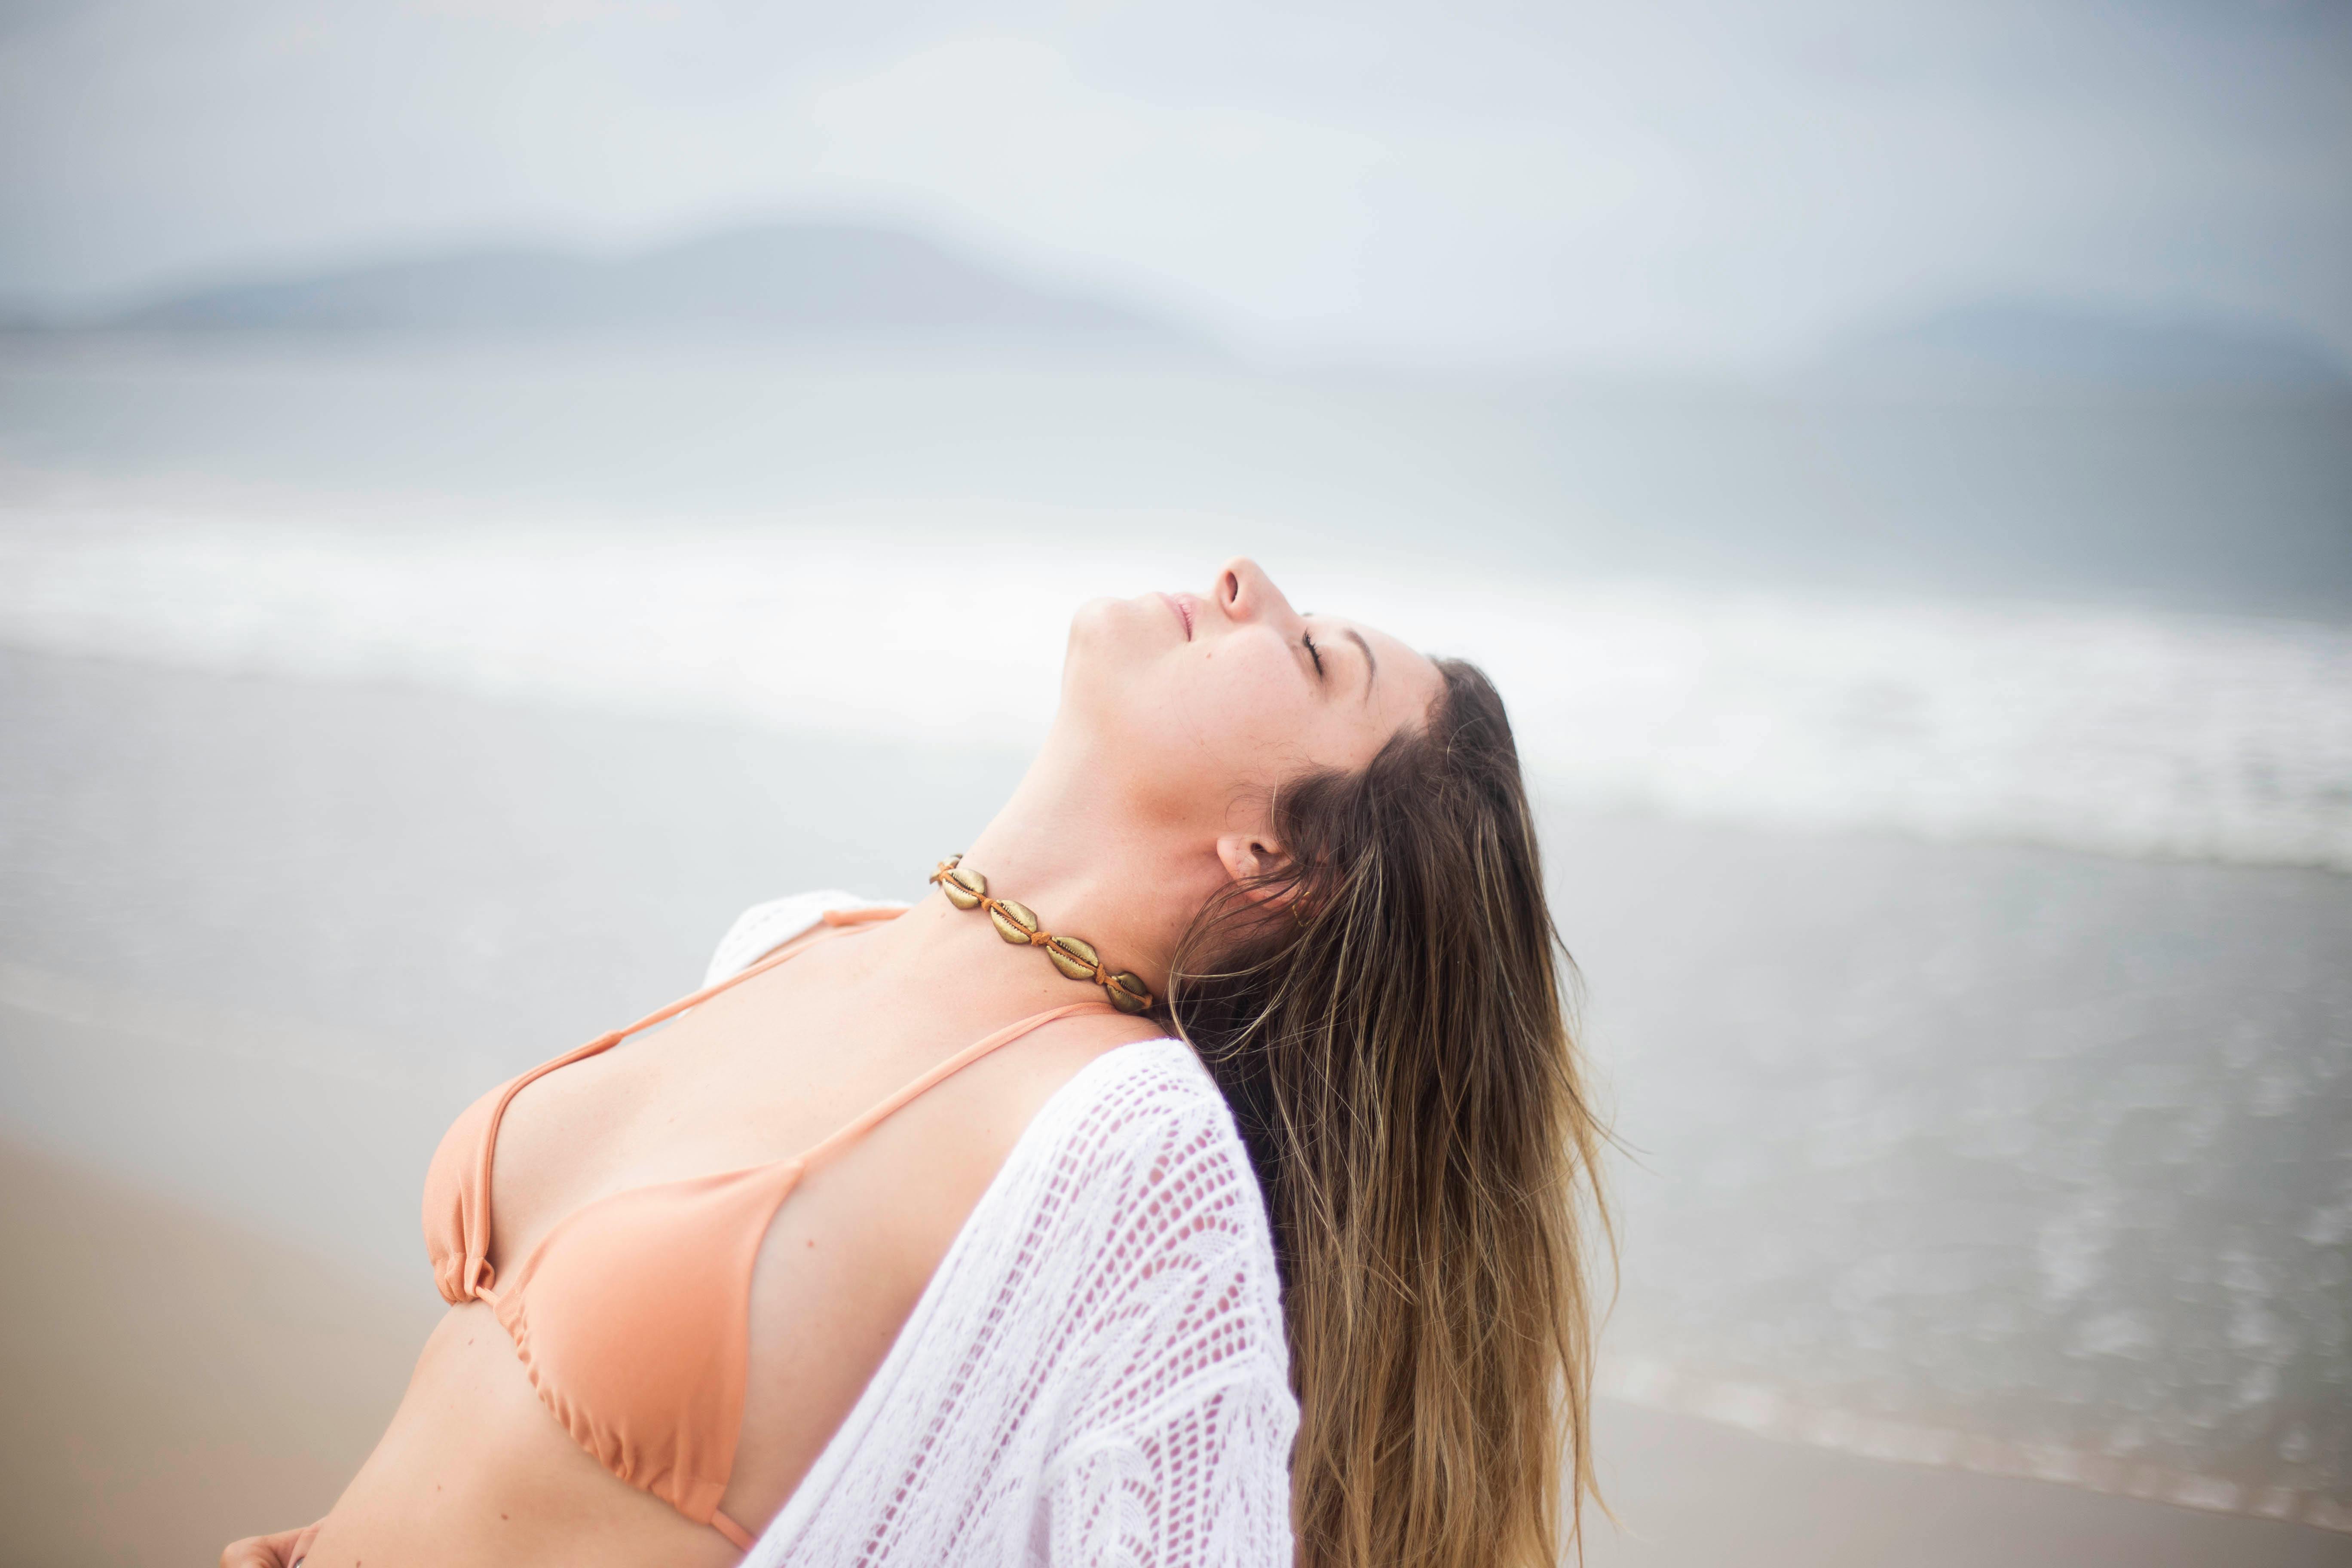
left=863, top=729, right=1222, bottom=1008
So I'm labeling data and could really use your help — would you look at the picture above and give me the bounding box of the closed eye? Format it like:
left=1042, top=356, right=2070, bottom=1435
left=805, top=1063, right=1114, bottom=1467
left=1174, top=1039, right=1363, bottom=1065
left=1302, top=631, right=1325, bottom=680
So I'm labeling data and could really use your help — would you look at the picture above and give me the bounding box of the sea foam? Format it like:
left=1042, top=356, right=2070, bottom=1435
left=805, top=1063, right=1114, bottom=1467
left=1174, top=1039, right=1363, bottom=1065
left=2, top=505, right=2346, bottom=870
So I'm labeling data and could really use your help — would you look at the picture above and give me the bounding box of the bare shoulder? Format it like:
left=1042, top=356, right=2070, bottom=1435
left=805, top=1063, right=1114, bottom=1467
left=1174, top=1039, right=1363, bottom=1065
left=935, top=1011, right=1174, bottom=1155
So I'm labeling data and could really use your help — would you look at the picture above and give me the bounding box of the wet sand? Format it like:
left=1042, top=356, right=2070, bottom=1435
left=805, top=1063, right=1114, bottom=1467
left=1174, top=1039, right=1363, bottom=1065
left=3, top=642, right=2348, bottom=1563
left=1583, top=1397, right=2351, bottom=1568
left=0, top=1138, right=433, bottom=1567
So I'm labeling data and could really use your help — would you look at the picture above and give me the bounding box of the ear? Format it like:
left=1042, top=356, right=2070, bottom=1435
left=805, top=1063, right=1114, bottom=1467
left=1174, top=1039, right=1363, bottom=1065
left=1216, top=831, right=1295, bottom=903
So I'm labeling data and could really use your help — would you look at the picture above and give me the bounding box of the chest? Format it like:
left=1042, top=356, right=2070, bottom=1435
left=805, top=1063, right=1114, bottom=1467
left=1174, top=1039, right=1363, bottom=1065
left=474, top=971, right=1065, bottom=1280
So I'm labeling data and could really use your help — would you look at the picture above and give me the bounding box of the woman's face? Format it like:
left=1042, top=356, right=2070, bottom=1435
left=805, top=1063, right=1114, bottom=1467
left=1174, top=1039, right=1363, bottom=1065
left=1061, top=557, right=1444, bottom=836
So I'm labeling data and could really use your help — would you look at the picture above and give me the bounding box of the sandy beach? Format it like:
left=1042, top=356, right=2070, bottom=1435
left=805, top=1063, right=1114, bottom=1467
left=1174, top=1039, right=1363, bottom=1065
left=6, top=1131, right=2343, bottom=1567
left=4, top=640, right=2348, bottom=1563
left=0, top=1139, right=434, bottom=1567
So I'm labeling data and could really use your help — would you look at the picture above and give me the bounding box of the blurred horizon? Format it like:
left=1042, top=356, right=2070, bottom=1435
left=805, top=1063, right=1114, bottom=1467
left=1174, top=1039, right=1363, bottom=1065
left=8, top=212, right=2352, bottom=394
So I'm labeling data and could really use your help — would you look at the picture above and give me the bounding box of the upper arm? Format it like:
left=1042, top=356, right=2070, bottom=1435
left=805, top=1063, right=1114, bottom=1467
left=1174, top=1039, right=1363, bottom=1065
left=1037, top=1077, right=1299, bottom=1566
left=1042, top=1376, right=1298, bottom=1568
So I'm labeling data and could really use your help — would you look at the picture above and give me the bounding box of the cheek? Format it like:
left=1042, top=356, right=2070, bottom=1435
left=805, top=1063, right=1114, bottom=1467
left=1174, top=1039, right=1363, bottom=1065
left=1100, top=649, right=1304, bottom=826
left=1218, top=663, right=1311, bottom=757
left=1173, top=650, right=1316, bottom=786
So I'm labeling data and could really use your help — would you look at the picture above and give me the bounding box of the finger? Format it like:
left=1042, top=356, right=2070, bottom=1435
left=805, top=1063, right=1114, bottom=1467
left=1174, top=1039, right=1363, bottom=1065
left=220, top=1526, right=305, bottom=1568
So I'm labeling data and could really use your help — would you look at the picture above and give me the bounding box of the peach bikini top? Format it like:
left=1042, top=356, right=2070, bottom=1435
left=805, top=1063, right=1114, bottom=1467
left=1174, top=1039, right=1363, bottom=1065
left=421, top=906, right=1114, bottom=1549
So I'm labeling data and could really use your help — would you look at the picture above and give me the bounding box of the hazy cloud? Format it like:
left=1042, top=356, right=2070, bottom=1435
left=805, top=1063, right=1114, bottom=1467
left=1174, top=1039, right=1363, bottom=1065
left=2, top=0, right=2345, bottom=364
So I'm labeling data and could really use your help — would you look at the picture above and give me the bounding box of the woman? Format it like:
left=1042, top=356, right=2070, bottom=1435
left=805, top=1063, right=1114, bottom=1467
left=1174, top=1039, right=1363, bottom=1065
left=224, top=558, right=1612, bottom=1568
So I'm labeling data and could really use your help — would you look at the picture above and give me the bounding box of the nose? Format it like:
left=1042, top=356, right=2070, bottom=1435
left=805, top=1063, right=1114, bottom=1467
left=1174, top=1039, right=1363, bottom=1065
left=1215, top=557, right=1298, bottom=628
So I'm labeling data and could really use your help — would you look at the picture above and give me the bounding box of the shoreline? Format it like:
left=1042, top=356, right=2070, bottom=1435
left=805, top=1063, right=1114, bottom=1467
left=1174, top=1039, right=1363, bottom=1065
left=1596, top=1352, right=2352, bottom=1532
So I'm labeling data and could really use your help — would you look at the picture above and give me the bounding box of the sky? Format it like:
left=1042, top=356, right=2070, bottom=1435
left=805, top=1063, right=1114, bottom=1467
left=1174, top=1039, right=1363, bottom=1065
left=2, top=0, right=2348, bottom=368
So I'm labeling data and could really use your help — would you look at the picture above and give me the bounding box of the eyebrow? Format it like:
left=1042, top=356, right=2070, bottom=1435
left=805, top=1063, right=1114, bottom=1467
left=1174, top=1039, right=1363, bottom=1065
left=1343, top=628, right=1378, bottom=702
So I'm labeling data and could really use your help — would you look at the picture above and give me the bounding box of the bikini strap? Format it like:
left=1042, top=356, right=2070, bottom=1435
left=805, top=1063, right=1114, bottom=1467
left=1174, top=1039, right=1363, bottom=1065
left=820, top=906, right=906, bottom=929
left=795, top=999, right=1119, bottom=1176
left=461, top=907, right=901, bottom=1293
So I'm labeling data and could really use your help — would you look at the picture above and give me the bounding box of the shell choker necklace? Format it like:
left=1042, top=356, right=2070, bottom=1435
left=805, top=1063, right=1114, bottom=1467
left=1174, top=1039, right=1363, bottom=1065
left=929, top=854, right=1155, bottom=1015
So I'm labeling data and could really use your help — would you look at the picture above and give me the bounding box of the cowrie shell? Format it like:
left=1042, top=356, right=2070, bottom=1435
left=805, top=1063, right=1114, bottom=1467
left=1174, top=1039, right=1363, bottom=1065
left=1046, top=934, right=1100, bottom=981
left=989, top=899, right=1041, bottom=944
left=942, top=865, right=986, bottom=910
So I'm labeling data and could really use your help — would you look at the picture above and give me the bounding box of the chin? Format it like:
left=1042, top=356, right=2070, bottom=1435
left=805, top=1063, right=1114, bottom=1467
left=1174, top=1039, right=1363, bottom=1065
left=1057, top=595, right=1158, bottom=733
left=1066, top=594, right=1127, bottom=640
left=1063, top=594, right=1158, bottom=668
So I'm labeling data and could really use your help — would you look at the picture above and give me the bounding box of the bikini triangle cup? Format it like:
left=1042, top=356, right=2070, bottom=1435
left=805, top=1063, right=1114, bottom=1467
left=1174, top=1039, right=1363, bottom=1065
left=420, top=904, right=1117, bottom=1547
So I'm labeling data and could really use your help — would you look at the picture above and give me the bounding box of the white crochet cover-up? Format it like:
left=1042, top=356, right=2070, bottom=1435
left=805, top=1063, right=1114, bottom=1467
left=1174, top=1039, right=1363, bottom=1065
left=701, top=893, right=1299, bottom=1568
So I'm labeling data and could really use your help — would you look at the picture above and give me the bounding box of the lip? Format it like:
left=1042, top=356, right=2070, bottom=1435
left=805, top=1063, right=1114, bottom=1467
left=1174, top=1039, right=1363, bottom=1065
left=1158, top=591, right=1195, bottom=641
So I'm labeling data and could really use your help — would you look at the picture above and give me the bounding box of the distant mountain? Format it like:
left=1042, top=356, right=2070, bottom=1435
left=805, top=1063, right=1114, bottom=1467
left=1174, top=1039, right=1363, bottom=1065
left=55, top=224, right=1207, bottom=351
left=1815, top=300, right=2350, bottom=390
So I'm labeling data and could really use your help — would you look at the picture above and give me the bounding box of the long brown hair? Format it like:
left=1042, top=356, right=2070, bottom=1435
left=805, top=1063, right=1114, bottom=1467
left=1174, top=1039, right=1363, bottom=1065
left=1170, top=658, right=1613, bottom=1568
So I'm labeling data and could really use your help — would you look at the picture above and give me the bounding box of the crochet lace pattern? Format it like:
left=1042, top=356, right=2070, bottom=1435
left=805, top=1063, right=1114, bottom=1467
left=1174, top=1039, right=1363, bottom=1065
left=707, top=895, right=1299, bottom=1566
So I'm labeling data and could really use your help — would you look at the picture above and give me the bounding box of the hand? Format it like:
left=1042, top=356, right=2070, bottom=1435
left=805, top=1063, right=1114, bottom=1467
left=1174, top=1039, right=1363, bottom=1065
left=220, top=1522, right=320, bottom=1568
